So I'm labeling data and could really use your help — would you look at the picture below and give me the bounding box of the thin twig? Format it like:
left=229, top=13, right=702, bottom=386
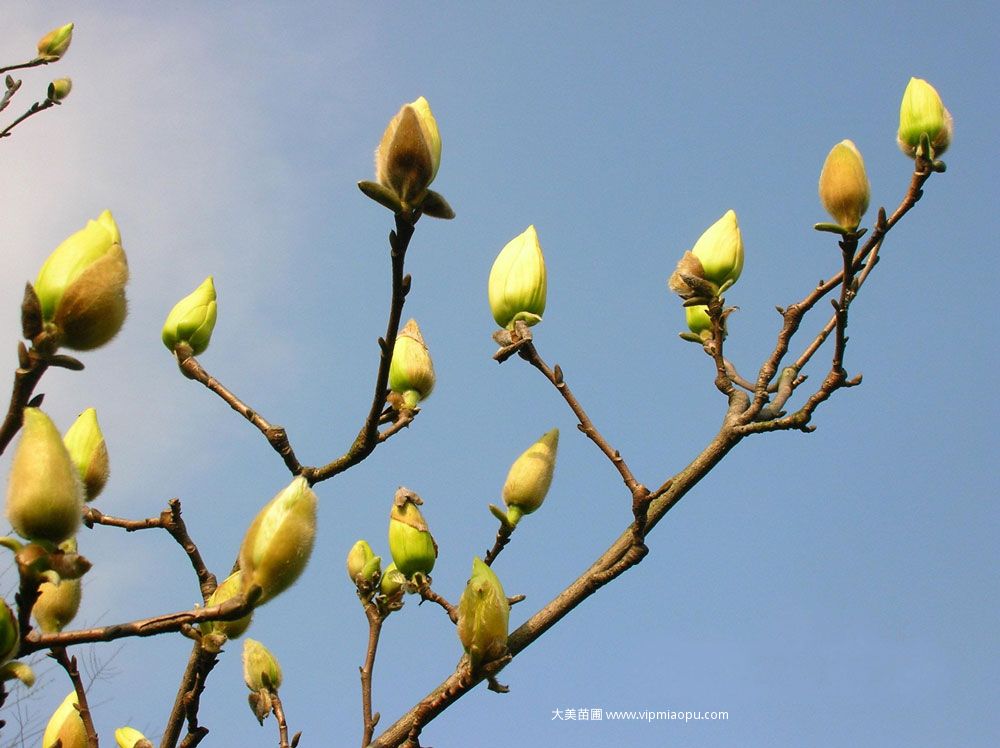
left=164, top=641, right=216, bottom=748
left=50, top=647, right=98, bottom=748
left=271, top=691, right=293, bottom=748
left=360, top=604, right=384, bottom=747
left=0, top=58, right=51, bottom=76
left=0, top=346, right=49, bottom=456
left=0, top=98, right=56, bottom=140
left=483, top=522, right=513, bottom=566
left=416, top=580, right=457, bottom=624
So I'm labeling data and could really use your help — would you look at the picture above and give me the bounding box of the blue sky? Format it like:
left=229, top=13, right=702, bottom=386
left=2, top=2, right=998, bottom=746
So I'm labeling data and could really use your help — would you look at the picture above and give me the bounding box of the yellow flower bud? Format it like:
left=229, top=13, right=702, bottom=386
left=346, top=540, right=381, bottom=584
left=62, top=408, right=109, bottom=501
left=388, top=488, right=437, bottom=579
left=42, top=692, right=87, bottom=748
left=897, top=78, right=952, bottom=158
left=201, top=571, right=254, bottom=639
left=33, top=210, right=129, bottom=350
left=47, top=78, right=72, bottom=102
left=388, top=319, right=435, bottom=409
left=238, top=477, right=317, bottom=605
left=374, top=96, right=441, bottom=206
left=690, top=210, right=743, bottom=290
left=488, top=225, right=547, bottom=329
left=6, top=408, right=82, bottom=544
left=162, top=276, right=218, bottom=355
left=456, top=557, right=510, bottom=671
left=502, top=428, right=558, bottom=525
left=818, top=140, right=870, bottom=232
left=115, top=726, right=152, bottom=748
left=37, top=23, right=74, bottom=62
left=379, top=562, right=405, bottom=597
left=243, top=638, right=283, bottom=692
left=684, top=304, right=713, bottom=341
left=0, top=600, right=19, bottom=666
left=33, top=575, right=82, bottom=634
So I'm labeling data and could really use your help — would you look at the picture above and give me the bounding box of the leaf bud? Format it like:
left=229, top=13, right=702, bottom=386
left=201, top=570, right=254, bottom=639
left=115, top=727, right=153, bottom=748
left=501, top=428, right=558, bottom=526
left=897, top=78, right=952, bottom=158
left=818, top=140, right=870, bottom=232
left=388, top=487, right=437, bottom=579
left=161, top=276, right=218, bottom=355
left=456, top=557, right=510, bottom=671
left=6, top=408, right=82, bottom=544
left=380, top=562, right=405, bottom=597
left=238, top=476, right=318, bottom=605
left=388, top=319, right=435, bottom=409
left=346, top=540, right=381, bottom=584
left=62, top=408, right=109, bottom=501
left=47, top=78, right=72, bottom=102
left=374, top=96, right=441, bottom=208
left=488, top=225, right=547, bottom=329
left=684, top=304, right=713, bottom=342
left=33, top=210, right=129, bottom=350
left=243, top=638, right=283, bottom=693
left=37, top=23, right=74, bottom=62
left=690, top=210, right=743, bottom=290
left=0, top=599, right=19, bottom=666
left=42, top=691, right=87, bottom=748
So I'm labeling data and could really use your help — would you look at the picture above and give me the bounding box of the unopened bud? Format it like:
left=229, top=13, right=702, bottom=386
left=0, top=600, right=18, bottom=665
left=684, top=304, right=713, bottom=342
left=346, top=540, right=381, bottom=584
left=37, top=23, right=74, bottom=62
left=6, top=408, right=82, bottom=543
left=818, top=140, right=870, bottom=232
left=897, top=78, right=952, bottom=158
left=162, top=276, right=217, bottom=355
left=502, top=428, right=558, bottom=525
left=201, top=570, right=254, bottom=639
left=238, top=477, right=317, bottom=605
left=63, top=408, right=109, bottom=501
left=42, top=692, right=87, bottom=748
left=388, top=488, right=437, bottom=579
left=388, top=319, right=435, bottom=409
left=380, top=562, right=405, bottom=597
left=488, top=225, right=547, bottom=329
left=33, top=210, right=129, bottom=350
left=115, top=726, right=152, bottom=748
left=374, top=96, right=442, bottom=207
left=243, top=638, right=283, bottom=692
left=456, top=557, right=510, bottom=671
left=47, top=78, right=72, bottom=102
left=690, top=210, right=743, bottom=290
left=33, top=575, right=81, bottom=634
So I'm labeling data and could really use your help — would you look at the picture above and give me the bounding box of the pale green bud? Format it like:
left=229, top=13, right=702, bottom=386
left=114, top=726, right=152, bottom=748
left=162, top=276, right=217, bottom=355
left=502, top=428, right=558, bottom=525
left=63, top=408, right=109, bottom=501
left=488, top=225, right=547, bottom=329
left=6, top=408, right=82, bottom=544
left=0, top=600, right=18, bottom=665
left=685, top=304, right=713, bottom=342
left=388, top=319, right=435, bottom=409
left=818, top=140, right=870, bottom=232
left=33, top=210, right=129, bottom=350
left=456, top=557, right=510, bottom=671
left=47, top=78, right=72, bottom=102
left=690, top=210, right=743, bottom=289
left=238, top=476, right=318, bottom=605
left=375, top=96, right=441, bottom=206
left=42, top=692, right=87, bottom=748
left=346, top=540, right=381, bottom=584
left=33, top=575, right=81, bottom=634
left=379, top=562, right=405, bottom=597
left=201, top=571, right=254, bottom=639
left=898, top=78, right=952, bottom=158
left=388, top=488, right=437, bottom=578
left=243, top=638, right=283, bottom=692
left=37, top=23, right=74, bottom=62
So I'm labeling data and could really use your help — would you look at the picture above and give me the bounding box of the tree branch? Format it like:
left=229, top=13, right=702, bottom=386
left=0, top=343, right=49, bottom=456
left=360, top=604, right=384, bottom=747
left=51, top=646, right=99, bottom=748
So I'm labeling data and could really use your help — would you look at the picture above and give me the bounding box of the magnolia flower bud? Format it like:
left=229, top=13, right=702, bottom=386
left=690, top=210, right=743, bottom=290
left=898, top=78, right=952, bottom=158
left=388, top=488, right=437, bottom=579
left=37, top=23, right=74, bottom=61
left=162, top=276, right=217, bottom=355
left=115, top=726, right=152, bottom=748
left=502, top=428, right=558, bottom=525
left=388, top=319, right=435, bottom=409
left=374, top=96, right=441, bottom=206
left=380, top=562, right=405, bottom=597
left=33, top=571, right=82, bottom=634
left=238, top=476, right=318, bottom=605
left=818, top=140, right=870, bottom=232
left=456, top=557, right=510, bottom=671
left=6, top=408, right=82, bottom=543
left=488, top=225, right=547, bottom=329
left=0, top=600, right=18, bottom=666
left=63, top=408, right=109, bottom=501
left=684, top=304, right=713, bottom=342
left=42, top=692, right=87, bottom=748
left=33, top=210, right=129, bottom=350
left=201, top=570, right=254, bottom=639
left=243, top=638, right=283, bottom=692
left=47, top=78, right=72, bottom=102
left=346, top=540, right=381, bottom=584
